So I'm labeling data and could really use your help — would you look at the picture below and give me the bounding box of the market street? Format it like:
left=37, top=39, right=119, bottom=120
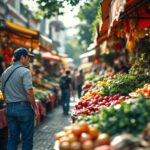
left=18, top=100, right=77, bottom=150
left=0, top=1, right=150, bottom=150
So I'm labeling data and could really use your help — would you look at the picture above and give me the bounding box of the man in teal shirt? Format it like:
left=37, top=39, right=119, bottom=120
left=1, top=47, right=39, bottom=150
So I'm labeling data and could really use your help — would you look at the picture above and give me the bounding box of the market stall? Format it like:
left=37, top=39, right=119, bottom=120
left=0, top=19, right=39, bottom=66
left=32, top=35, right=62, bottom=112
left=54, top=0, right=150, bottom=149
left=0, top=20, right=39, bottom=49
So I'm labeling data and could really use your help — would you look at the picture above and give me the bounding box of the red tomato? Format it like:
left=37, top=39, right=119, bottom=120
left=104, top=96, right=109, bottom=101
left=113, top=95, right=119, bottom=100
left=118, top=96, right=126, bottom=100
left=98, top=97, right=103, bottom=101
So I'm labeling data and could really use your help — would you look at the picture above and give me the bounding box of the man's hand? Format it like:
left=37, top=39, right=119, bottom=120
left=26, top=89, right=40, bottom=123
left=34, top=108, right=40, bottom=127
left=34, top=108, right=40, bottom=122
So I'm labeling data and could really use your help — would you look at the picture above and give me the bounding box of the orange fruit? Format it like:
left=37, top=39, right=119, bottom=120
left=88, top=126, right=99, bottom=139
left=55, top=131, right=66, bottom=141
left=79, top=121, right=89, bottom=133
left=80, top=133, right=92, bottom=143
left=70, top=141, right=81, bottom=150
left=59, top=141, right=70, bottom=150
left=95, top=133, right=110, bottom=146
left=68, top=133, right=78, bottom=143
left=72, top=124, right=82, bottom=137
left=82, top=140, right=94, bottom=150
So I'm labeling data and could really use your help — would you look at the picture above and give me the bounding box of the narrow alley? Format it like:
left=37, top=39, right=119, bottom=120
left=29, top=102, right=75, bottom=150
left=0, top=1, right=150, bottom=150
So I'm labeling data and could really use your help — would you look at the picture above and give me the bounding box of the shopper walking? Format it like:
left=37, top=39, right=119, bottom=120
left=75, top=69, right=84, bottom=98
left=59, top=70, right=72, bottom=115
left=1, top=47, right=39, bottom=150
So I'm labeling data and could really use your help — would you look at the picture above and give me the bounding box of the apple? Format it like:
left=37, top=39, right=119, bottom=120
left=98, top=97, right=103, bottom=101
left=104, top=96, right=109, bottom=101
left=118, top=96, right=126, bottom=100
left=113, top=95, right=119, bottom=100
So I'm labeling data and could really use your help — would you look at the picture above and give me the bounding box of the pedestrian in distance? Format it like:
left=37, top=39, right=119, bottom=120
left=59, top=70, right=73, bottom=115
left=75, top=69, right=84, bottom=99
left=1, top=47, right=40, bottom=150
left=71, top=68, right=77, bottom=101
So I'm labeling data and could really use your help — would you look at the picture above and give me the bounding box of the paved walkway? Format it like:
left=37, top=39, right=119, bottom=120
left=19, top=99, right=77, bottom=150
left=33, top=106, right=72, bottom=150
left=19, top=97, right=75, bottom=150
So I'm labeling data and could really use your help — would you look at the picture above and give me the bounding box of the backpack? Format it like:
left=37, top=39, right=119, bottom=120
left=59, top=76, right=68, bottom=90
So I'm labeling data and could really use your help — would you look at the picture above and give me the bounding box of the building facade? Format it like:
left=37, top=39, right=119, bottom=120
left=49, top=19, right=66, bottom=54
left=0, top=0, right=39, bottom=30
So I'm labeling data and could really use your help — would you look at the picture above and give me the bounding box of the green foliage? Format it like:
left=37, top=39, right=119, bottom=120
left=77, top=0, right=100, bottom=47
left=36, top=0, right=64, bottom=18
left=33, top=11, right=44, bottom=19
left=97, top=74, right=150, bottom=96
left=129, top=53, right=150, bottom=76
left=77, top=95, right=150, bottom=136
left=35, top=91, right=49, bottom=101
left=35, top=0, right=101, bottom=50
left=64, top=36, right=86, bottom=66
left=36, top=0, right=89, bottom=18
left=91, top=7, right=101, bottom=39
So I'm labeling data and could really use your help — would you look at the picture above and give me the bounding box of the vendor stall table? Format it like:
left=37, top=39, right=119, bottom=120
left=0, top=108, right=7, bottom=129
left=36, top=101, right=46, bottom=122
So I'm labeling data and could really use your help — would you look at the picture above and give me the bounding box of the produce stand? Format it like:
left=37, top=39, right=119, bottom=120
left=36, top=100, right=46, bottom=122
left=54, top=0, right=150, bottom=149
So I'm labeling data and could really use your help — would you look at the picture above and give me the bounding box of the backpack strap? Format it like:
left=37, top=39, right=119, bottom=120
left=2, top=66, right=23, bottom=93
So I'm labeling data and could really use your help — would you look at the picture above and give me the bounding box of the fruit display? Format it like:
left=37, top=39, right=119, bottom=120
left=129, top=83, right=150, bottom=98
left=34, top=88, right=54, bottom=102
left=74, top=95, right=130, bottom=115
left=77, top=95, right=150, bottom=136
left=81, top=74, right=150, bottom=100
left=55, top=121, right=113, bottom=150
left=73, top=73, right=150, bottom=116
left=82, top=83, right=92, bottom=92
left=100, top=74, right=150, bottom=96
left=0, top=91, right=4, bottom=102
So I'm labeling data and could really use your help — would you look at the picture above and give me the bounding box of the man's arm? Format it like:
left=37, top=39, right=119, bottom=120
left=22, top=70, right=39, bottom=121
left=26, top=88, right=39, bottom=120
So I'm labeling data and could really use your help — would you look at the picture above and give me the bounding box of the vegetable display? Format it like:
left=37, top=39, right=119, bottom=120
left=77, top=95, right=150, bottom=136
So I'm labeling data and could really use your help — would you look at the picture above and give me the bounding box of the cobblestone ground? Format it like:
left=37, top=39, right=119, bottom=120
left=33, top=105, right=72, bottom=150
left=19, top=100, right=76, bottom=150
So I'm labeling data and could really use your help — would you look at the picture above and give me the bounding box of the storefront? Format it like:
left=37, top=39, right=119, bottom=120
left=95, top=0, right=150, bottom=71
left=0, top=19, right=39, bottom=65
